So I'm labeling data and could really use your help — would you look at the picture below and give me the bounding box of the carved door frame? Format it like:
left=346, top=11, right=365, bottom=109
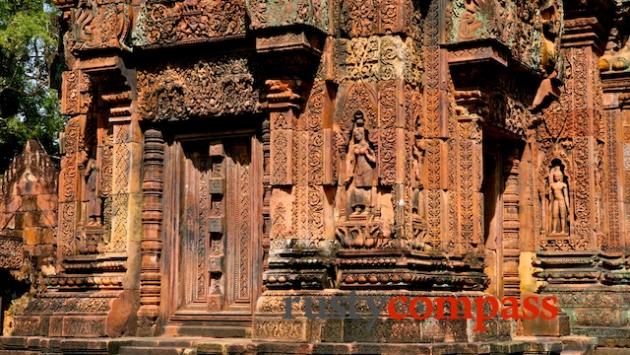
left=159, top=127, right=263, bottom=333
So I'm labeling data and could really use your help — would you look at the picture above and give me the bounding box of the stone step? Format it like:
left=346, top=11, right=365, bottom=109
left=117, top=346, right=196, bottom=355
left=163, top=325, right=251, bottom=338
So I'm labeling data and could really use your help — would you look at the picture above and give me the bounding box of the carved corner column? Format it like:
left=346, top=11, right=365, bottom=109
left=253, top=79, right=336, bottom=343
left=452, top=93, right=486, bottom=277
left=57, top=70, right=92, bottom=261
left=536, top=3, right=610, bottom=277
left=533, top=1, right=630, bottom=341
left=598, top=16, right=630, bottom=285
left=137, top=128, right=164, bottom=336
left=260, top=80, right=333, bottom=291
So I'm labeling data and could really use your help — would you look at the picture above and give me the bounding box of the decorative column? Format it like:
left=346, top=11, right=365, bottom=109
left=137, top=129, right=164, bottom=336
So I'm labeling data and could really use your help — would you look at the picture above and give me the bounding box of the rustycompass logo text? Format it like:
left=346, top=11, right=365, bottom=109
left=283, top=292, right=559, bottom=332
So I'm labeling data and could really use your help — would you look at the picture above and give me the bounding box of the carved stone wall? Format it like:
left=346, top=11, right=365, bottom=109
left=2, top=0, right=630, bottom=353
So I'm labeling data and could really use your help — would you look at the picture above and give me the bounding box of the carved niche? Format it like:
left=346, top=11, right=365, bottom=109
left=334, top=84, right=398, bottom=250
left=535, top=143, right=592, bottom=252
left=546, top=161, right=570, bottom=236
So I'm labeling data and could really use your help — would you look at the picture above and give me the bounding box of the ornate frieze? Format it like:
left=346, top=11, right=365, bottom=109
left=338, top=0, right=416, bottom=37
left=137, top=56, right=258, bottom=120
left=133, top=0, right=247, bottom=48
left=247, top=0, right=329, bottom=32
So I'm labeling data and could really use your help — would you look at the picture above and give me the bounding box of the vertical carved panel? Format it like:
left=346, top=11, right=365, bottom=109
left=378, top=81, right=398, bottom=186
left=109, top=124, right=130, bottom=253
left=604, top=108, right=622, bottom=252
left=425, top=139, right=442, bottom=248
left=270, top=112, right=294, bottom=186
left=61, top=70, right=91, bottom=116
left=57, top=116, right=85, bottom=258
left=422, top=0, right=441, bottom=138
left=573, top=137, right=593, bottom=250
left=306, top=82, right=327, bottom=239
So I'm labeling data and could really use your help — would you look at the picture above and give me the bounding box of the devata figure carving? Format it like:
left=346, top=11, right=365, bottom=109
left=411, top=137, right=426, bottom=217
left=84, top=158, right=102, bottom=226
left=548, top=165, right=569, bottom=235
left=345, top=111, right=377, bottom=215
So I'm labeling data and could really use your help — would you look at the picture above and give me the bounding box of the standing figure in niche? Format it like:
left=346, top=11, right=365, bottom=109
left=411, top=137, right=426, bottom=217
left=84, top=157, right=102, bottom=226
left=345, top=111, right=376, bottom=215
left=549, top=165, right=569, bottom=234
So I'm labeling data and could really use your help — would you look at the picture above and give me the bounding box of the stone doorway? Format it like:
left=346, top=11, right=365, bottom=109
left=161, top=132, right=263, bottom=337
left=483, top=140, right=523, bottom=299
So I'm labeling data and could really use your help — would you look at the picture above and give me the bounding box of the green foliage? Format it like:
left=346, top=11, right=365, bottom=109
left=0, top=0, right=64, bottom=171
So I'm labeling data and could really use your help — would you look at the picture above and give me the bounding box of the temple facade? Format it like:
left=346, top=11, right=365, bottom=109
left=1, top=0, right=630, bottom=353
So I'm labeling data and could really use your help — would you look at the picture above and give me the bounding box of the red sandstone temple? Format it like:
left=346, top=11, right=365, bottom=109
left=1, top=0, right=630, bottom=353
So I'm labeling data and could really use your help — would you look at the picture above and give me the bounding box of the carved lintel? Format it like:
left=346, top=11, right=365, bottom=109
left=446, top=39, right=509, bottom=69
